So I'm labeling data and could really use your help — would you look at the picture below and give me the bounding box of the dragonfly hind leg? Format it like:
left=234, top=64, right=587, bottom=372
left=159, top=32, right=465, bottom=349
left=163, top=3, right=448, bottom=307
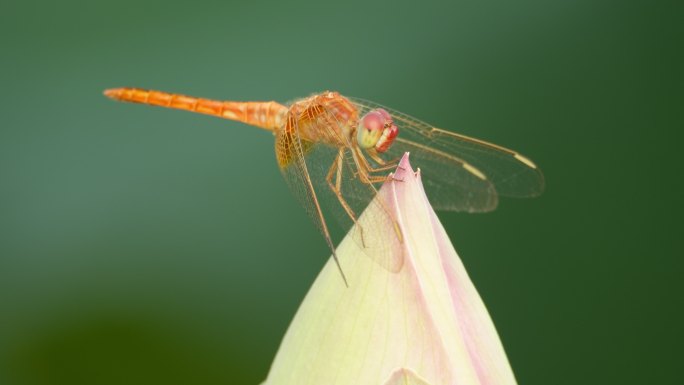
left=326, top=148, right=368, bottom=247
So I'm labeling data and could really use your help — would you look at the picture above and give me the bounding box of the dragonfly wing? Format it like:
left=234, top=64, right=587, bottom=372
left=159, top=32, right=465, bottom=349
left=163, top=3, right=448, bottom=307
left=316, top=102, right=405, bottom=272
left=388, top=137, right=498, bottom=212
left=277, top=105, right=404, bottom=273
left=350, top=97, right=545, bottom=211
left=276, top=112, right=350, bottom=284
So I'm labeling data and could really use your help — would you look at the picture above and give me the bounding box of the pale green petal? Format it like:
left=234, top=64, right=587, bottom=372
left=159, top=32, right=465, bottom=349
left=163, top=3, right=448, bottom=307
left=263, top=154, right=517, bottom=385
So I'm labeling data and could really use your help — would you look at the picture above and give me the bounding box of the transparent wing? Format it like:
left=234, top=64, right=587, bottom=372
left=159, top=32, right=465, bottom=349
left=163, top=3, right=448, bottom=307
left=350, top=97, right=545, bottom=212
left=276, top=112, right=351, bottom=283
left=276, top=105, right=404, bottom=273
left=389, top=137, right=498, bottom=212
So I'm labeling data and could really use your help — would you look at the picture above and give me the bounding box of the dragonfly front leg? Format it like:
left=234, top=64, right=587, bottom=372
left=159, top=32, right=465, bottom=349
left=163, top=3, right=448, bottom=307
left=357, top=147, right=400, bottom=174
left=352, top=147, right=397, bottom=184
left=367, top=149, right=401, bottom=169
left=326, top=149, right=367, bottom=247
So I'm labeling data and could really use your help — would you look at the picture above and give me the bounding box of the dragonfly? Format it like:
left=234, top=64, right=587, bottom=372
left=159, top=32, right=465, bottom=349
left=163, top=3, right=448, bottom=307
left=104, top=88, right=544, bottom=285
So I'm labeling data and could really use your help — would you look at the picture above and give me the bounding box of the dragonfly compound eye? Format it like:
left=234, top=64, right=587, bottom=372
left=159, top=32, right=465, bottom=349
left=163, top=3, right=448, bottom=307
left=374, top=121, right=399, bottom=153
left=357, top=110, right=385, bottom=149
left=365, top=108, right=399, bottom=153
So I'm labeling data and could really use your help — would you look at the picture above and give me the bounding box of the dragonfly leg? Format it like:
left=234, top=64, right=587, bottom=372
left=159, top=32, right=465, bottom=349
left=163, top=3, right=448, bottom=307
left=352, top=147, right=396, bottom=184
left=357, top=148, right=399, bottom=174
left=349, top=147, right=405, bottom=244
left=367, top=150, right=403, bottom=169
left=326, top=149, right=367, bottom=247
left=368, top=150, right=387, bottom=165
left=369, top=152, right=404, bottom=173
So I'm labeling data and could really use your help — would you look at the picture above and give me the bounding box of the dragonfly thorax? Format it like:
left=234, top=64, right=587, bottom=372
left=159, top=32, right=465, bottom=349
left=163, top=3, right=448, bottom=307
left=289, top=92, right=359, bottom=147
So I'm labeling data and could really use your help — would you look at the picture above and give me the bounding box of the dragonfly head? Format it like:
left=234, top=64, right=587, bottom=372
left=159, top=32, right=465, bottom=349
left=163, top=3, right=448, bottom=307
left=357, top=108, right=399, bottom=153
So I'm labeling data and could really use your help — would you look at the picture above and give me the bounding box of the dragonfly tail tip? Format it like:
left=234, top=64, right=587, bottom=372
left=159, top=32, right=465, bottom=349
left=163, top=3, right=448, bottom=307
left=103, top=88, right=123, bottom=100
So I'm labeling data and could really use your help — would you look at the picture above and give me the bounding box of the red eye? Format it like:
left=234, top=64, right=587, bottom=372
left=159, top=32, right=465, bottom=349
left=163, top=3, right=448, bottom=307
left=362, top=111, right=385, bottom=132
left=375, top=124, right=399, bottom=153
left=376, top=108, right=392, bottom=121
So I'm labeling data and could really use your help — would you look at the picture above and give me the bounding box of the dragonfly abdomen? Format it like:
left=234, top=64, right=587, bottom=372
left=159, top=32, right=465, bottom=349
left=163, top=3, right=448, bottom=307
left=104, top=87, right=288, bottom=131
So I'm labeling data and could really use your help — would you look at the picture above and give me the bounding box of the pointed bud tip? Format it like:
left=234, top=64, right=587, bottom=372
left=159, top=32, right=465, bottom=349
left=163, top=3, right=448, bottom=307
left=392, top=152, right=414, bottom=181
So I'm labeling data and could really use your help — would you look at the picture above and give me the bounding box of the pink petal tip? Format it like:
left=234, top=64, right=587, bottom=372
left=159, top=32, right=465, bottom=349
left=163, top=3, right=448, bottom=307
left=392, top=152, right=414, bottom=181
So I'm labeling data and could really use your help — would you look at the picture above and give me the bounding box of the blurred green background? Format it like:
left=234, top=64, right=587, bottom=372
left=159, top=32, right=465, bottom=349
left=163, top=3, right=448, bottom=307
left=1, top=0, right=681, bottom=384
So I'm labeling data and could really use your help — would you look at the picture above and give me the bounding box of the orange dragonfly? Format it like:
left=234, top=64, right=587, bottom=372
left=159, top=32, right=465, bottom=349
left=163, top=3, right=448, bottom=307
left=104, top=88, right=544, bottom=285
